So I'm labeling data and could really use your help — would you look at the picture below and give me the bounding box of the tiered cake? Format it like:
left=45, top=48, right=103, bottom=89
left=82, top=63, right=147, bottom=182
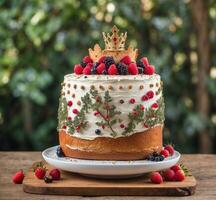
left=58, top=26, right=165, bottom=160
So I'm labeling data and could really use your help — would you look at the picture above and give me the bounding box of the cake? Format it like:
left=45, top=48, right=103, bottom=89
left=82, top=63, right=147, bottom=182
left=58, top=26, right=165, bottom=160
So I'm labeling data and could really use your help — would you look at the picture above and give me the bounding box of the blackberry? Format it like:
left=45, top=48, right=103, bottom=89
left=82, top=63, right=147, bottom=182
left=138, top=67, right=144, bottom=74
left=90, top=62, right=99, bottom=75
left=136, top=60, right=146, bottom=74
left=102, top=70, right=108, bottom=75
left=95, top=129, right=101, bottom=135
left=146, top=155, right=155, bottom=161
left=158, top=155, right=165, bottom=161
left=117, top=63, right=128, bottom=75
left=104, top=56, right=115, bottom=69
left=44, top=175, right=53, bottom=183
left=56, top=146, right=65, bottom=157
left=80, top=61, right=87, bottom=68
left=153, top=151, right=159, bottom=157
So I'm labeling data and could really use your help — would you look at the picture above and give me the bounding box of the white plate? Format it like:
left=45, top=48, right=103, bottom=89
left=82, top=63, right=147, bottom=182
left=42, top=146, right=180, bottom=178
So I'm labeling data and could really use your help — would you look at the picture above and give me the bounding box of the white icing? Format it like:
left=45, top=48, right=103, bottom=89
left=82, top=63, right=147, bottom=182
left=59, top=73, right=163, bottom=140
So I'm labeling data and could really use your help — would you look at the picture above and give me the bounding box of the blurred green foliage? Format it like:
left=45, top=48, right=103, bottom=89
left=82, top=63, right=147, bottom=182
left=0, top=0, right=216, bottom=152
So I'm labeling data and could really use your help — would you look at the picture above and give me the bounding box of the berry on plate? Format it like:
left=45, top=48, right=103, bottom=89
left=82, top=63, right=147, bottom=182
left=174, top=169, right=185, bottom=181
left=170, top=164, right=181, bottom=172
left=120, top=56, right=131, bottom=65
left=144, top=65, right=155, bottom=75
left=164, top=145, right=175, bottom=156
left=83, top=56, right=93, bottom=63
left=150, top=172, right=163, bottom=184
left=12, top=170, right=25, bottom=184
left=49, top=169, right=61, bottom=180
left=164, top=169, right=175, bottom=181
left=74, top=64, right=83, bottom=75
left=35, top=167, right=46, bottom=179
left=108, top=64, right=118, bottom=75
left=160, top=149, right=170, bottom=158
left=128, top=63, right=138, bottom=75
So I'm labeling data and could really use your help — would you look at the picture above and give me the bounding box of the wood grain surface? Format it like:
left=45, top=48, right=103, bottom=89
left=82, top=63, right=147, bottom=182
left=0, top=152, right=216, bottom=199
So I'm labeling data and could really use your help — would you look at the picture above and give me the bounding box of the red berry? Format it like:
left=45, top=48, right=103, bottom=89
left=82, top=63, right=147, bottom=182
left=73, top=109, right=78, bottom=114
left=49, top=169, right=61, bottom=180
left=141, top=95, right=148, bottom=101
left=140, top=105, right=145, bottom=110
left=129, top=98, right=136, bottom=104
left=144, top=123, right=148, bottom=128
left=67, top=116, right=72, bottom=121
left=120, top=56, right=131, bottom=65
left=151, top=103, right=158, bottom=109
left=67, top=101, right=73, bottom=107
left=165, top=145, right=175, bottom=156
left=150, top=172, right=163, bottom=184
left=128, top=63, right=138, bottom=75
left=94, top=111, right=99, bottom=116
left=74, top=64, right=83, bottom=75
left=12, top=170, right=25, bottom=184
left=86, top=63, right=93, bottom=68
left=98, top=56, right=106, bottom=63
left=83, top=56, right=93, bottom=63
left=97, top=63, right=105, bottom=74
left=62, top=125, right=67, bottom=129
left=108, top=64, right=118, bottom=75
left=144, top=65, right=155, bottom=75
left=174, top=170, right=185, bottom=181
left=120, top=124, right=125, bottom=128
left=83, top=66, right=91, bottom=75
left=141, top=57, right=149, bottom=66
left=35, top=167, right=46, bottom=179
left=170, top=164, right=181, bottom=172
left=164, top=169, right=175, bottom=181
left=146, top=91, right=154, bottom=99
left=160, top=149, right=170, bottom=158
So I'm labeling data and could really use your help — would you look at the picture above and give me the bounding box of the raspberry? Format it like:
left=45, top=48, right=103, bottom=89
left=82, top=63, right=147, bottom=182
left=128, top=63, right=138, bottom=75
left=141, top=57, right=149, bottom=67
left=164, top=145, right=175, bottom=156
left=164, top=169, right=175, bottom=181
left=170, top=164, right=181, bottom=172
left=174, top=170, right=185, bottom=181
left=12, top=170, right=25, bottom=184
left=72, top=109, right=78, bottom=114
left=49, top=169, right=61, bottom=180
left=98, top=56, right=106, bottom=63
left=83, top=66, right=91, bottom=75
left=86, top=63, right=93, bottom=68
left=129, top=98, right=136, bottom=104
left=141, top=95, right=149, bottom=101
left=35, top=167, right=46, bottom=179
left=144, top=65, right=155, bottom=75
left=146, top=91, right=154, bottom=99
left=160, top=149, right=170, bottom=158
left=120, top=56, right=131, bottom=65
left=97, top=63, right=106, bottom=74
left=108, top=64, right=118, bottom=75
left=151, top=103, right=158, bottom=109
left=67, top=101, right=73, bottom=107
left=83, top=56, right=93, bottom=63
left=150, top=172, right=163, bottom=184
left=74, top=64, right=83, bottom=75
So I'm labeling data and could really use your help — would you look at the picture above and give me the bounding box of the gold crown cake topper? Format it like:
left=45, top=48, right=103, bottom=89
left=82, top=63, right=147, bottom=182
left=89, top=25, right=138, bottom=62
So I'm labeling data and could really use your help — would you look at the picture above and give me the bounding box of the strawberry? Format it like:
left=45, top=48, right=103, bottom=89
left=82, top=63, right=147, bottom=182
left=49, top=169, right=61, bottom=180
left=150, top=172, right=163, bottom=184
left=174, top=170, right=185, bottom=181
left=128, top=63, right=138, bottom=75
left=146, top=91, right=154, bottom=99
left=108, top=64, right=118, bottom=75
left=144, top=65, right=155, bottom=75
left=120, top=56, right=131, bottom=65
left=170, top=164, right=181, bottom=172
left=35, top=167, right=46, bottom=179
left=97, top=63, right=106, bottom=74
left=164, top=169, right=175, bottom=181
left=83, top=66, right=91, bottom=75
left=164, top=145, right=175, bottom=156
left=160, top=149, right=169, bottom=158
left=98, top=56, right=106, bottom=63
left=141, top=57, right=149, bottom=67
left=74, top=64, right=83, bottom=75
left=83, top=56, right=93, bottom=63
left=12, top=170, right=25, bottom=184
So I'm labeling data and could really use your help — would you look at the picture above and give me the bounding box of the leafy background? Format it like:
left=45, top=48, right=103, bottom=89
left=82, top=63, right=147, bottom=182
left=0, top=0, right=216, bottom=153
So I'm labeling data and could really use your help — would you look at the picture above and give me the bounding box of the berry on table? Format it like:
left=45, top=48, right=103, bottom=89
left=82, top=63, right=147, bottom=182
left=160, top=149, right=170, bottom=158
left=83, top=66, right=91, bottom=75
left=35, top=167, right=46, bottom=179
left=83, top=56, right=93, bottom=63
left=49, top=169, right=61, bottom=180
left=56, top=146, right=65, bottom=157
left=128, top=63, right=138, bottom=75
left=12, top=170, right=25, bottom=184
left=108, top=64, right=118, bottom=75
left=170, top=164, right=181, bottom=172
left=174, top=170, right=185, bottom=181
left=74, top=64, right=83, bottom=75
left=144, top=65, right=155, bottom=75
left=44, top=175, right=53, bottom=183
left=150, top=172, right=163, bottom=184
left=97, top=63, right=106, bottom=74
left=164, top=169, right=175, bottom=181
left=164, top=145, right=175, bottom=156
left=120, top=55, right=131, bottom=65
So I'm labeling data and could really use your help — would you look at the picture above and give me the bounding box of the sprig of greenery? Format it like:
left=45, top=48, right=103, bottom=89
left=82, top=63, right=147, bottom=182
left=57, top=96, right=68, bottom=130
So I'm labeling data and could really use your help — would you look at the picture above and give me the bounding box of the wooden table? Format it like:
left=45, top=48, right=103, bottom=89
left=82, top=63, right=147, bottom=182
left=0, top=152, right=215, bottom=200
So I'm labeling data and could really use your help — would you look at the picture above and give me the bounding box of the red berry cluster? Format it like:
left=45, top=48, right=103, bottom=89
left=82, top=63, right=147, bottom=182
left=74, top=55, right=155, bottom=75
